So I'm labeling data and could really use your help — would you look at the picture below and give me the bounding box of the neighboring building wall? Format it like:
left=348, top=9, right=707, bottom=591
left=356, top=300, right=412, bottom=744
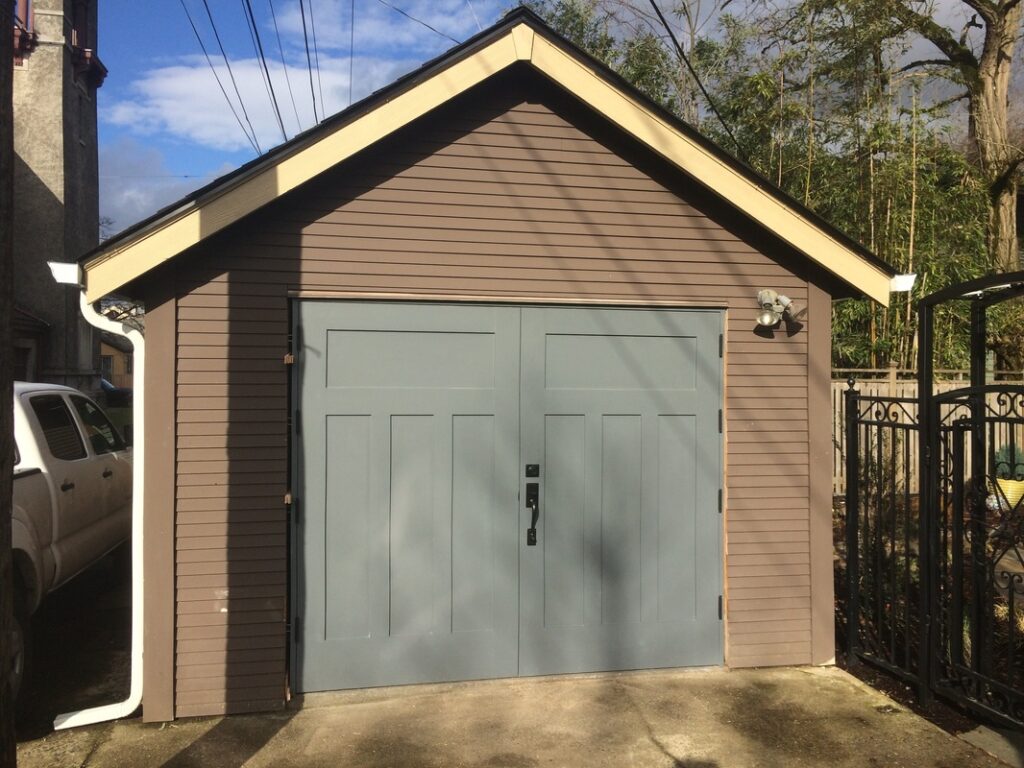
left=145, top=69, right=839, bottom=718
left=100, top=339, right=133, bottom=388
left=11, top=0, right=104, bottom=389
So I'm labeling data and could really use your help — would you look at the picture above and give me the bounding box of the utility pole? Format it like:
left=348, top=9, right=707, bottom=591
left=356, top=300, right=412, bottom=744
left=1, top=0, right=18, bottom=763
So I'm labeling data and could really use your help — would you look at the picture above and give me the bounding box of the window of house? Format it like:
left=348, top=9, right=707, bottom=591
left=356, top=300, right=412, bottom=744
left=30, top=395, right=86, bottom=461
left=71, top=0, right=88, bottom=49
left=125, top=354, right=133, bottom=375
left=100, top=355, right=113, bottom=380
left=70, top=395, right=125, bottom=454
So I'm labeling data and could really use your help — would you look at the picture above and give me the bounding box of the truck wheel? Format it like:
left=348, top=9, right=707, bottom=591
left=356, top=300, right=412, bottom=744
left=8, top=577, right=31, bottom=702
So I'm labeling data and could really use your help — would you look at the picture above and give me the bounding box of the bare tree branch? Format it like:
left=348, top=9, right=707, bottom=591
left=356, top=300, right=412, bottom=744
left=890, top=2, right=981, bottom=76
left=961, top=0, right=998, bottom=25
left=919, top=90, right=972, bottom=112
left=899, top=58, right=960, bottom=71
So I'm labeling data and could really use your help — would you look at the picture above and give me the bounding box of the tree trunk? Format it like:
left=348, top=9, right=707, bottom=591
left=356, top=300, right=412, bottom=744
left=988, top=177, right=1019, bottom=273
left=970, top=1, right=1023, bottom=272
left=1, top=2, right=18, bottom=761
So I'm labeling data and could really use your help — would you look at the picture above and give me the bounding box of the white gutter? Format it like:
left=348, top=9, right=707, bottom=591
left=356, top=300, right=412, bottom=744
left=48, top=262, right=144, bottom=729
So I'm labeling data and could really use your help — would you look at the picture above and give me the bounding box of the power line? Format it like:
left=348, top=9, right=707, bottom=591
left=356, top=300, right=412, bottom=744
left=298, top=0, right=320, bottom=123
left=348, top=0, right=355, bottom=106
left=268, top=0, right=303, bottom=134
left=465, top=0, right=482, bottom=32
left=375, top=0, right=459, bottom=45
left=308, top=0, right=327, bottom=118
left=647, top=0, right=747, bottom=164
left=200, top=0, right=263, bottom=154
left=178, top=0, right=261, bottom=155
left=241, top=0, right=288, bottom=142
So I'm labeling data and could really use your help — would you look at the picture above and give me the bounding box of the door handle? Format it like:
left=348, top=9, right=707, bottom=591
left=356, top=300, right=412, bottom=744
left=61, top=481, right=75, bottom=492
left=103, top=468, right=113, bottom=478
left=526, top=482, right=539, bottom=546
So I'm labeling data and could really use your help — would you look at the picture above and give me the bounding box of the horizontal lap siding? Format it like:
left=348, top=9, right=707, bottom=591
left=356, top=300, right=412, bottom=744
left=172, top=81, right=813, bottom=716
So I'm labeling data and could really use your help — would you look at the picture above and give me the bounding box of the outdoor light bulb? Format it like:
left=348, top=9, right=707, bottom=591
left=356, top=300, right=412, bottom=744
left=757, top=289, right=779, bottom=309
left=757, top=309, right=780, bottom=327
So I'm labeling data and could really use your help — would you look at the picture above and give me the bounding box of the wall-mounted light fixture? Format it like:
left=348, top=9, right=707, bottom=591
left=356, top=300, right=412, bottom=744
left=756, top=289, right=795, bottom=327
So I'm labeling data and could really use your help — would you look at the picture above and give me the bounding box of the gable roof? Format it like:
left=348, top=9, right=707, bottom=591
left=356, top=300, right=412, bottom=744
left=80, top=7, right=895, bottom=305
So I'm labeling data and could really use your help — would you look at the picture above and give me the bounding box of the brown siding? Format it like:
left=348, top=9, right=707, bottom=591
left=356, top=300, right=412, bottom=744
left=142, top=277, right=176, bottom=721
left=169, top=70, right=825, bottom=717
left=808, top=283, right=836, bottom=664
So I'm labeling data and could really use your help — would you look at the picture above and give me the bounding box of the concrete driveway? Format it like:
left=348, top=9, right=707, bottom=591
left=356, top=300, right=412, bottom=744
left=17, top=666, right=1015, bottom=768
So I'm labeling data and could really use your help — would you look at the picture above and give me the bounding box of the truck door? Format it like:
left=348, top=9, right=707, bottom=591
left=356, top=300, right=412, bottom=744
left=69, top=395, right=131, bottom=531
left=26, top=394, right=100, bottom=580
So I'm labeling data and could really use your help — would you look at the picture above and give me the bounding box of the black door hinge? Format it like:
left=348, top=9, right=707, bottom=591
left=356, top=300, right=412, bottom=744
left=718, top=489, right=723, bottom=513
left=718, top=410, right=723, bottom=433
left=718, top=595, right=723, bottom=620
left=719, top=333, right=724, bottom=358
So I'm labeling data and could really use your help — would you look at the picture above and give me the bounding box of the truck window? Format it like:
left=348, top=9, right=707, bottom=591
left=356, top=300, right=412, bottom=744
left=70, top=396, right=126, bottom=455
left=30, top=395, right=86, bottom=461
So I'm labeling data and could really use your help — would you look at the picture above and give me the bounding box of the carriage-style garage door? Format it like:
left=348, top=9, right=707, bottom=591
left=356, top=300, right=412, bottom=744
left=293, top=301, right=723, bottom=692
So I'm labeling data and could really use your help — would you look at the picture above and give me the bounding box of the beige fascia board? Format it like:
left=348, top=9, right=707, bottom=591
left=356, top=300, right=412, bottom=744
left=83, top=31, right=522, bottom=302
left=527, top=35, right=892, bottom=307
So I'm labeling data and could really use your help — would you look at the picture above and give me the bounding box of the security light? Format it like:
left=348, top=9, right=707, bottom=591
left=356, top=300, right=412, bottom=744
left=756, top=289, right=794, bottom=327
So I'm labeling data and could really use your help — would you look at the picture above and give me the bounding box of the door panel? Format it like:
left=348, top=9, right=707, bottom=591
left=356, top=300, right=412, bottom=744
left=295, top=302, right=521, bottom=692
left=518, top=307, right=722, bottom=675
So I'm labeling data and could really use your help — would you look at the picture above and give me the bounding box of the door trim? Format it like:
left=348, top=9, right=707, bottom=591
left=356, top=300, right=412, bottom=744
left=288, top=290, right=728, bottom=310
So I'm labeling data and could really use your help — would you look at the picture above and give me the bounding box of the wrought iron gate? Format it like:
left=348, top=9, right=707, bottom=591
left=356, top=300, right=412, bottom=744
left=928, top=387, right=1024, bottom=721
left=845, top=272, right=1024, bottom=727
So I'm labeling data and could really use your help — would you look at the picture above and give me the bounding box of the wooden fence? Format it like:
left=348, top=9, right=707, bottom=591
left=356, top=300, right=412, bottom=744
left=831, top=373, right=1024, bottom=496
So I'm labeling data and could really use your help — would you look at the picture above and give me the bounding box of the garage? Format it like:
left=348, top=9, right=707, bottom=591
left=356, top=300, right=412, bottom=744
left=293, top=302, right=722, bottom=691
left=72, top=8, right=897, bottom=720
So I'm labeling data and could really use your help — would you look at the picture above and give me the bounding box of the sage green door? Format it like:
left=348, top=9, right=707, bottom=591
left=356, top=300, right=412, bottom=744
left=518, top=307, right=723, bottom=675
left=294, top=302, right=521, bottom=692
left=294, top=302, right=722, bottom=692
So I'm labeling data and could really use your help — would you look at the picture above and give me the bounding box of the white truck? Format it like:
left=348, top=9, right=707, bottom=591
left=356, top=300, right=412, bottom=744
left=9, top=382, right=132, bottom=697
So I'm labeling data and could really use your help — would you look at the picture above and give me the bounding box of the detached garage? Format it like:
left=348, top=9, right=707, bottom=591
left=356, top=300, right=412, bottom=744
left=76, top=8, right=895, bottom=720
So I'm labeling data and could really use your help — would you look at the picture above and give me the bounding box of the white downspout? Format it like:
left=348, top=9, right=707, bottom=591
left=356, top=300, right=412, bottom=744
left=48, top=262, right=144, bottom=729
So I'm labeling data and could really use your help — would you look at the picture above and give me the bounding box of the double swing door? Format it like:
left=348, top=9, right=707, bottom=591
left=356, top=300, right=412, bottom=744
left=293, top=301, right=722, bottom=692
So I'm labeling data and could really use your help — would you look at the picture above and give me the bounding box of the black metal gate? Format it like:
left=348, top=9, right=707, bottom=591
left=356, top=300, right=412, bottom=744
left=845, top=272, right=1024, bottom=727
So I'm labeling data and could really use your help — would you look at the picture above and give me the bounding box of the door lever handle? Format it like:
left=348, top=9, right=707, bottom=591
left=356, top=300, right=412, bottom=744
left=61, top=481, right=75, bottom=492
left=103, top=468, right=113, bottom=478
left=526, top=482, right=539, bottom=546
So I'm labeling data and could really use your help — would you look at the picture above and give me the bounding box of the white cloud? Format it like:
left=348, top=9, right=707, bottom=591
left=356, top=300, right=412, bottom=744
left=99, top=137, right=235, bottom=234
left=275, top=0, right=504, bottom=54
left=105, top=50, right=441, bottom=153
left=97, top=2, right=506, bottom=227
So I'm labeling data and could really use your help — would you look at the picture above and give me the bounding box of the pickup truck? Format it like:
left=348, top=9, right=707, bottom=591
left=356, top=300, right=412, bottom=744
left=9, top=382, right=132, bottom=698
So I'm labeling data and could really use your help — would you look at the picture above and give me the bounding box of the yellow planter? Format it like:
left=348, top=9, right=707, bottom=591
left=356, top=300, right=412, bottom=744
left=996, top=478, right=1024, bottom=509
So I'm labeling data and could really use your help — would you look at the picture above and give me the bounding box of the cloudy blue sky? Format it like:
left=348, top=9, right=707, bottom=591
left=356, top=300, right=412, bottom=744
left=96, top=1, right=1004, bottom=236
left=97, top=0, right=508, bottom=234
